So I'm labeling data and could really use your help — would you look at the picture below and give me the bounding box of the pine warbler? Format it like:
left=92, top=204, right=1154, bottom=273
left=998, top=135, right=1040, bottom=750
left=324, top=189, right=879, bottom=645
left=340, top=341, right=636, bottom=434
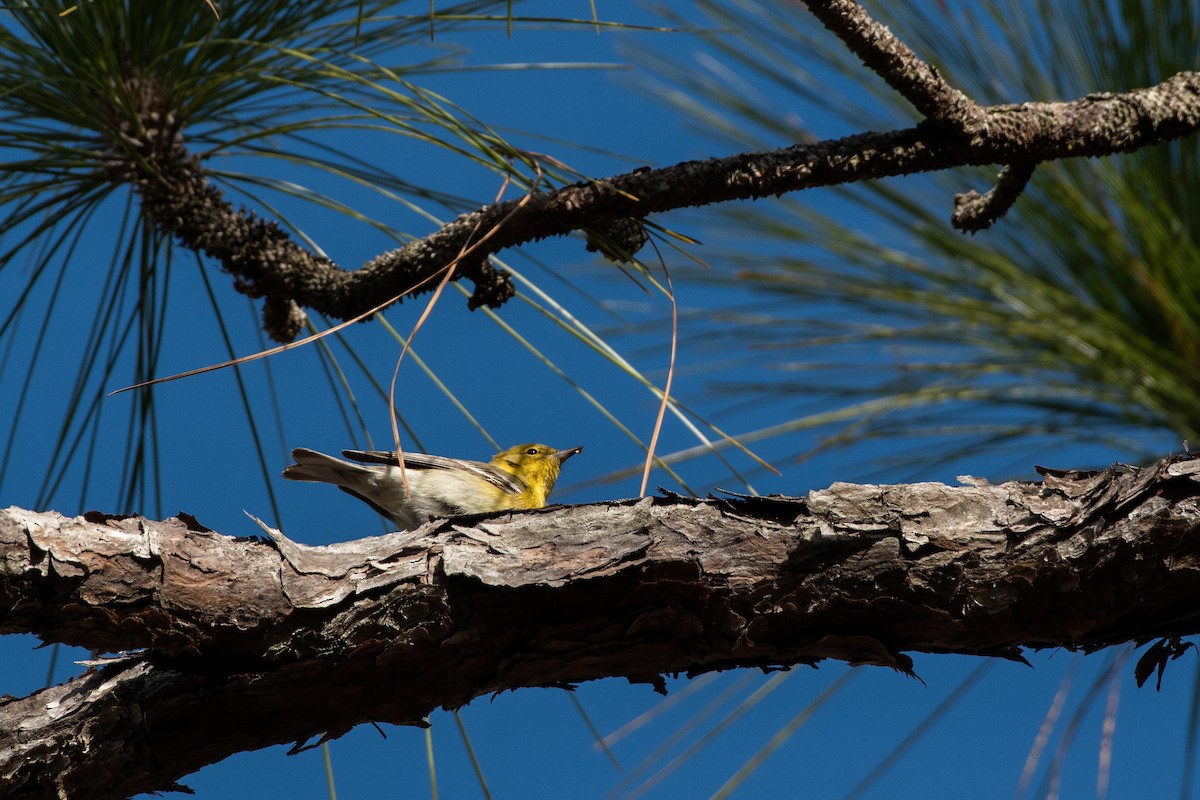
left=283, top=443, right=583, bottom=530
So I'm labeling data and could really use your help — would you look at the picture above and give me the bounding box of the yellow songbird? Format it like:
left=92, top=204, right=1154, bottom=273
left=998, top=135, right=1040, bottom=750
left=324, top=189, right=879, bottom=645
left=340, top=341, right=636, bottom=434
left=283, top=443, right=583, bottom=530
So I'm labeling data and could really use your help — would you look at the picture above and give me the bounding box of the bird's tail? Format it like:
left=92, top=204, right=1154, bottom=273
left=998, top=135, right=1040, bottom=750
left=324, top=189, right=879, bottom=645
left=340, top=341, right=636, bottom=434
left=282, top=448, right=371, bottom=486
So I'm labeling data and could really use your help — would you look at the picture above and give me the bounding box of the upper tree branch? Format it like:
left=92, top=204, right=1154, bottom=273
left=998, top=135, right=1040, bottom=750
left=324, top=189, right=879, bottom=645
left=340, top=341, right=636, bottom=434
left=110, top=1, right=1198, bottom=341
left=126, top=62, right=1200, bottom=341
left=4, top=456, right=1200, bottom=797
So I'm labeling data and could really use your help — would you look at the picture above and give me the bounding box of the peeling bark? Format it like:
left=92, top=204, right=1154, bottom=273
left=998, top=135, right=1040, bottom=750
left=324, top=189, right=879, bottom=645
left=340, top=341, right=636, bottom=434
left=3, top=456, right=1200, bottom=797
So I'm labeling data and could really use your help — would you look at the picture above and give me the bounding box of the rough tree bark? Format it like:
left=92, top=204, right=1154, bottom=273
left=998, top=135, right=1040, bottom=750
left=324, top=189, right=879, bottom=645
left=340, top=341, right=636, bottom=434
left=3, top=456, right=1200, bottom=798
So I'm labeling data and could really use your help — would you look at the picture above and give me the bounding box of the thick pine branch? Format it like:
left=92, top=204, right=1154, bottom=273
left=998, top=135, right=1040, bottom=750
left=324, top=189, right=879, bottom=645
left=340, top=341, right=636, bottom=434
left=4, top=456, right=1200, bottom=798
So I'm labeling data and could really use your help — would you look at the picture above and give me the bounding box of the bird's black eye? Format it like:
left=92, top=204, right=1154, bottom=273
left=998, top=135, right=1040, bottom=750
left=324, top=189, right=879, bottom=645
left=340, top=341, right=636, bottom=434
left=526, top=447, right=539, bottom=455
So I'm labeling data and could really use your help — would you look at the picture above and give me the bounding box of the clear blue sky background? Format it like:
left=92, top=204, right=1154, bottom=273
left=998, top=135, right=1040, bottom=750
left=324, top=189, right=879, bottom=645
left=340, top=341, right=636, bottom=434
left=1, top=2, right=1192, bottom=798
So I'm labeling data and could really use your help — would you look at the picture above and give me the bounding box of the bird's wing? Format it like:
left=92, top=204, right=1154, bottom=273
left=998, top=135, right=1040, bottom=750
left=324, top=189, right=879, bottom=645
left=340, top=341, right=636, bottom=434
left=342, top=450, right=525, bottom=494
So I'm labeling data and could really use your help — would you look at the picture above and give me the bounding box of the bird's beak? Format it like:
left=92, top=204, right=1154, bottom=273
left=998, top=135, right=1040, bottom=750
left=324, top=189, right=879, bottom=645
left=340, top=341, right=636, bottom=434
left=554, top=445, right=583, bottom=463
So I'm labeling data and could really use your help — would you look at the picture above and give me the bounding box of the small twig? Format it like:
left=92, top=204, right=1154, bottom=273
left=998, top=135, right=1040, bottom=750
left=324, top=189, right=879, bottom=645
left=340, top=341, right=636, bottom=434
left=951, top=162, right=1037, bottom=232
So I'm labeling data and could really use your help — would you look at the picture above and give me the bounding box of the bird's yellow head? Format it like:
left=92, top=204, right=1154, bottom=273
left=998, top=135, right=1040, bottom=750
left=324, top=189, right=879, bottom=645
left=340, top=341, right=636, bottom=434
left=491, top=443, right=583, bottom=507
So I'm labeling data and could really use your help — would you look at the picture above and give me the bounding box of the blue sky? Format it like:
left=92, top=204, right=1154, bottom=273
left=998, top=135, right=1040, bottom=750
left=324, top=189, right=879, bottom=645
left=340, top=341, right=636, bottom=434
left=1, top=1, right=1194, bottom=798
